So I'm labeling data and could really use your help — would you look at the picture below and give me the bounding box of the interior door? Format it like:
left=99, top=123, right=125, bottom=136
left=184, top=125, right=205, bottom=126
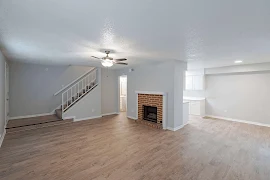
left=5, top=62, right=9, bottom=123
left=120, top=76, right=127, bottom=112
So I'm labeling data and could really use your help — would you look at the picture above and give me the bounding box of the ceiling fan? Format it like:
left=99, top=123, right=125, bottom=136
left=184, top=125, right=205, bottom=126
left=91, top=51, right=128, bottom=67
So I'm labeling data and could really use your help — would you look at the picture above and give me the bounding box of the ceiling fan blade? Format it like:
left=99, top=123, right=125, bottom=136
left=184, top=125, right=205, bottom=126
left=91, top=56, right=101, bottom=60
left=115, top=62, right=128, bottom=65
left=114, top=58, right=127, bottom=61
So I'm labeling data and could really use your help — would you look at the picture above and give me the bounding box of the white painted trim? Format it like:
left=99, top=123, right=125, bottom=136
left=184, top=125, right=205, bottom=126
left=54, top=67, right=95, bottom=96
left=4, top=62, right=9, bottom=125
left=119, top=75, right=127, bottom=112
left=206, top=115, right=270, bottom=128
left=73, top=116, right=102, bottom=122
left=102, top=112, right=118, bottom=116
left=61, top=83, right=98, bottom=115
left=117, top=75, right=128, bottom=117
left=136, top=94, right=138, bottom=120
left=162, top=94, right=167, bottom=130
left=63, top=116, right=75, bottom=120
left=183, top=96, right=206, bottom=101
left=9, top=112, right=55, bottom=120
left=167, top=124, right=186, bottom=131
left=65, top=113, right=119, bottom=121
left=62, top=83, right=98, bottom=112
left=117, top=76, right=121, bottom=115
left=0, top=129, right=6, bottom=148
left=127, top=116, right=137, bottom=120
left=135, top=91, right=167, bottom=95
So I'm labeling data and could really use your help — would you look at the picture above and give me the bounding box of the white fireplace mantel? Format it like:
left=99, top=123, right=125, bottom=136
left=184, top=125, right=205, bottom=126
left=135, top=91, right=167, bottom=129
left=135, top=91, right=167, bottom=96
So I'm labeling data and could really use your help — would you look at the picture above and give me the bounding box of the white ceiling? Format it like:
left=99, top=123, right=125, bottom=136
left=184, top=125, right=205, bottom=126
left=0, top=0, right=270, bottom=69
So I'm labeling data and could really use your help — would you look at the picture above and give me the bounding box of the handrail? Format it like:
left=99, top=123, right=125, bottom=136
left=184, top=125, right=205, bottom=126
left=54, top=67, right=96, bottom=96
left=62, top=68, right=97, bottom=112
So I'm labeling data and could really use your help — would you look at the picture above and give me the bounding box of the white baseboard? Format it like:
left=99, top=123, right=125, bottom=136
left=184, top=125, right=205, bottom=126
left=167, top=124, right=186, bottom=131
left=102, top=112, right=118, bottom=116
left=9, top=112, right=55, bottom=120
left=63, top=116, right=75, bottom=120
left=0, top=129, right=6, bottom=148
left=127, top=116, right=137, bottom=120
left=206, top=115, right=270, bottom=128
left=73, top=115, right=102, bottom=122
left=64, top=113, right=118, bottom=121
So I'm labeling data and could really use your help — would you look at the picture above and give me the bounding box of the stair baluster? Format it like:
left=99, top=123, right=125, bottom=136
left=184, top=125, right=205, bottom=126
left=61, top=68, right=98, bottom=113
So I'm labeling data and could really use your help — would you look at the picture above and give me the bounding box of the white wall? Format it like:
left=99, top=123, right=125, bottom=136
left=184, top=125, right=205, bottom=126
left=0, top=51, right=6, bottom=139
left=9, top=62, right=93, bottom=117
left=173, top=61, right=186, bottom=127
left=183, top=90, right=205, bottom=98
left=206, top=72, right=270, bottom=125
left=184, top=63, right=270, bottom=126
left=184, top=63, right=270, bottom=98
left=101, top=69, right=118, bottom=115
left=115, top=61, right=187, bottom=128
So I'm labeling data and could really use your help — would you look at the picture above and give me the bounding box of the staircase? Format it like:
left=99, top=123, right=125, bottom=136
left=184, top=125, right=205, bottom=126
left=55, top=68, right=98, bottom=119
left=5, top=68, right=98, bottom=133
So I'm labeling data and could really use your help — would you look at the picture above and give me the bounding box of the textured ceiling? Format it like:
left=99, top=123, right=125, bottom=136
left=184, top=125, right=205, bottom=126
left=0, top=0, right=270, bottom=69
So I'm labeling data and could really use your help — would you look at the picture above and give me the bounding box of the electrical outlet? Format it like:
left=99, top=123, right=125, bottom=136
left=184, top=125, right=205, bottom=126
left=92, top=109, right=95, bottom=112
left=224, top=110, right=228, bottom=113
left=131, top=109, right=134, bottom=113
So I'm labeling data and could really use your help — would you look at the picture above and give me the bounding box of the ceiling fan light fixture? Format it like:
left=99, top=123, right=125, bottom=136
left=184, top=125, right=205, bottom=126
left=92, top=51, right=127, bottom=67
left=101, top=60, right=113, bottom=67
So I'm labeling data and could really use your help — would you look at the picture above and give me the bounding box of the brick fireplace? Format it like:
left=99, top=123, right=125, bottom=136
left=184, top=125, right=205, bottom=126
left=136, top=91, right=167, bottom=129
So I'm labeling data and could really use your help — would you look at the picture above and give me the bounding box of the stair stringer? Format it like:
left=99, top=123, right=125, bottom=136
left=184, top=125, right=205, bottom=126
left=62, top=84, right=101, bottom=121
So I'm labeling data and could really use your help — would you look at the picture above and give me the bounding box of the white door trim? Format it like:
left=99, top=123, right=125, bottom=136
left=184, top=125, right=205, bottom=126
left=4, top=62, right=9, bottom=127
left=117, top=75, right=128, bottom=116
left=119, top=75, right=127, bottom=112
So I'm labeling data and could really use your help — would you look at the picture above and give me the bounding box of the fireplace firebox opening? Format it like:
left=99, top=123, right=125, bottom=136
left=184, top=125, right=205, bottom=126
left=143, top=105, right=158, bottom=123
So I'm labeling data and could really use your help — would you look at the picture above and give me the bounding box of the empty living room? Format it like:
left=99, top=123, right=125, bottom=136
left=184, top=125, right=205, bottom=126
left=1, top=0, right=270, bottom=180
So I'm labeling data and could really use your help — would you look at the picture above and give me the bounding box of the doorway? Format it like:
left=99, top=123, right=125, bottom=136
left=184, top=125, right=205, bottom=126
left=119, top=75, right=127, bottom=112
left=5, top=62, right=9, bottom=125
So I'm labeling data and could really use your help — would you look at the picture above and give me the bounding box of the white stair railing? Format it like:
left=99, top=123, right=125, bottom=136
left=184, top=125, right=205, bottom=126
left=62, top=68, right=97, bottom=112
left=54, top=67, right=95, bottom=96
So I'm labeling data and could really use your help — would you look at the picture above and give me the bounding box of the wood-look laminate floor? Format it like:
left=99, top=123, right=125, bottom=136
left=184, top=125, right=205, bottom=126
left=1, top=113, right=270, bottom=180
